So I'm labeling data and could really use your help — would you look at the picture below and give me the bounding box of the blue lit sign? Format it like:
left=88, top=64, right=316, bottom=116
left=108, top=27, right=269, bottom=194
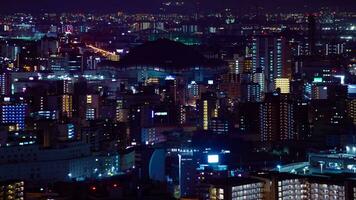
left=208, top=155, right=219, bottom=163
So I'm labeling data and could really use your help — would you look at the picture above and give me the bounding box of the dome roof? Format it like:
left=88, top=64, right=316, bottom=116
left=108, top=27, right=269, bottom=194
left=119, top=39, right=221, bottom=69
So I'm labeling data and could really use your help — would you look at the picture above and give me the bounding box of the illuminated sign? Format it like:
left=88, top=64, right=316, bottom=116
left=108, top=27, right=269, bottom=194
left=348, top=85, right=356, bottom=94
left=165, top=75, right=175, bottom=80
left=313, top=77, right=323, bottom=83
left=155, top=112, right=168, bottom=116
left=208, top=155, right=219, bottom=163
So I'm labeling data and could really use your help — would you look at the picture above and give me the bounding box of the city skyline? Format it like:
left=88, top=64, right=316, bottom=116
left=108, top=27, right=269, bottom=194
left=0, top=1, right=354, bottom=199
left=0, top=0, right=355, bottom=13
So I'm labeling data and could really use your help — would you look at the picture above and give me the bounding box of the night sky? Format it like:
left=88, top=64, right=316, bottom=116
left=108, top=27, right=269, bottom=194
left=0, top=0, right=355, bottom=13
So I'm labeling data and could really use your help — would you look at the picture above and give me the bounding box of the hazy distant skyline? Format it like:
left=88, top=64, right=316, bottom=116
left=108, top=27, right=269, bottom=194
left=0, top=0, right=355, bottom=13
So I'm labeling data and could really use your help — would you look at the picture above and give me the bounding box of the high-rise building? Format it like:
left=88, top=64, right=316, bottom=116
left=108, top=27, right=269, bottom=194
left=0, top=180, right=25, bottom=200
left=243, top=57, right=253, bottom=73
left=209, top=118, right=229, bottom=135
left=347, top=99, right=356, bottom=125
left=85, top=94, right=99, bottom=120
left=61, top=94, right=73, bottom=118
left=1, top=103, right=27, bottom=130
left=251, top=36, right=290, bottom=92
left=0, top=73, right=11, bottom=96
left=209, top=177, right=264, bottom=200
left=63, top=79, right=73, bottom=94
left=311, top=84, right=328, bottom=100
left=187, top=81, right=200, bottom=100
left=294, top=101, right=310, bottom=140
left=178, top=105, right=186, bottom=125
left=227, top=54, right=244, bottom=74
left=253, top=68, right=266, bottom=93
left=308, top=15, right=317, bottom=55
left=259, top=92, right=295, bottom=142
left=220, top=73, right=241, bottom=99
left=86, top=55, right=101, bottom=70
left=325, top=41, right=345, bottom=55
left=237, top=102, right=260, bottom=139
left=164, top=78, right=177, bottom=104
left=241, top=82, right=261, bottom=102
left=275, top=78, right=290, bottom=94
left=40, top=36, right=59, bottom=57
left=197, top=92, right=218, bottom=130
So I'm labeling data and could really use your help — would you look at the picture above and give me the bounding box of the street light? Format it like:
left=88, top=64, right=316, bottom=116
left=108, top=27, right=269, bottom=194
left=318, top=161, right=325, bottom=173
left=277, top=165, right=281, bottom=172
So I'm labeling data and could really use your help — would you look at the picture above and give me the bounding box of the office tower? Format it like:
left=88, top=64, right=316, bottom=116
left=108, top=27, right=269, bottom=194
left=251, top=36, right=290, bottom=92
left=259, top=92, right=295, bottom=142
left=1, top=103, right=27, bottom=130
left=275, top=78, right=290, bottom=94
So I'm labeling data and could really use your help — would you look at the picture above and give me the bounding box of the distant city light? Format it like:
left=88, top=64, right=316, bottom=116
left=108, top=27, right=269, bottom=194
left=165, top=75, right=175, bottom=80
